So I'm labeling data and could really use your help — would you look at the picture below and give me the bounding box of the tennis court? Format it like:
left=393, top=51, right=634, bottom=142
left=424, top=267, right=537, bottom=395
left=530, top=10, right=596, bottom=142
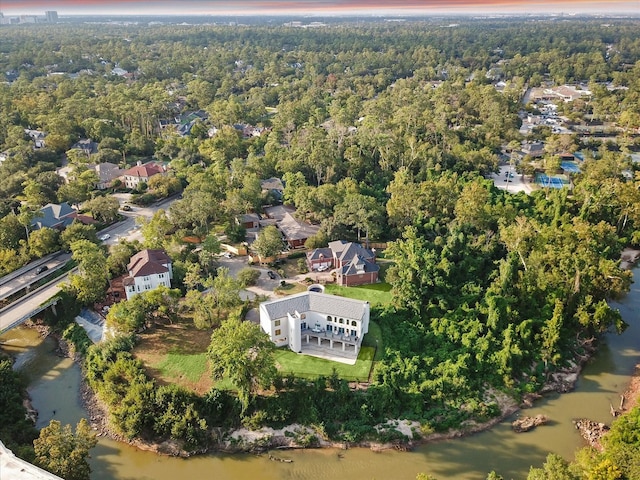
left=536, top=174, right=567, bottom=189
left=561, top=161, right=581, bottom=173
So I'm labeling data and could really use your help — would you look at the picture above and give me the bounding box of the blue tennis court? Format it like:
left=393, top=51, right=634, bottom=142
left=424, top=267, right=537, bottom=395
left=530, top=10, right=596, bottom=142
left=536, top=174, right=567, bottom=189
left=561, top=161, right=581, bottom=173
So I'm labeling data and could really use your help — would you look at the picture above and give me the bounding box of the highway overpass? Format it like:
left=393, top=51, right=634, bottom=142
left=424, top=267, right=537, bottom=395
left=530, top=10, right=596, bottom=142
left=0, top=271, right=74, bottom=336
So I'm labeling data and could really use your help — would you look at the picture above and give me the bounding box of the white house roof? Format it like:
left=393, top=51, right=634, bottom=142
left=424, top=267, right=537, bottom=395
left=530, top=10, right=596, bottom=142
left=261, top=291, right=368, bottom=320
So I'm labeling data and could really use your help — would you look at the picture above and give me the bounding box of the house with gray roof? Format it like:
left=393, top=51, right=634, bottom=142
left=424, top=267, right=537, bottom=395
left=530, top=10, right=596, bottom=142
left=31, top=202, right=76, bottom=230
left=259, top=291, right=370, bottom=364
left=263, top=205, right=319, bottom=248
left=307, top=240, right=379, bottom=286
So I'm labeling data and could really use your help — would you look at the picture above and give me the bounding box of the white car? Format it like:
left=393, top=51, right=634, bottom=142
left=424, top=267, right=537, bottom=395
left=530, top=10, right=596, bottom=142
left=99, top=234, right=111, bottom=241
left=317, top=265, right=329, bottom=272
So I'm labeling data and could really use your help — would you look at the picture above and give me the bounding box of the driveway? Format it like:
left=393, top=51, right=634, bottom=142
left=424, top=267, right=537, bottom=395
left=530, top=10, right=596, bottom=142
left=215, top=256, right=280, bottom=300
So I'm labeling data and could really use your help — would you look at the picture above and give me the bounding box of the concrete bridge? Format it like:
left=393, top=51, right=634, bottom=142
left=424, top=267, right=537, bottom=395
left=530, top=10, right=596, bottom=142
left=0, top=440, right=63, bottom=480
left=0, top=271, right=74, bottom=336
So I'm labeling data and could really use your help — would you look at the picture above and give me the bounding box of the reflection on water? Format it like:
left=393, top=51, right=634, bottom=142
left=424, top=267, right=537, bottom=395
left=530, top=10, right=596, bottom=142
left=2, top=267, right=638, bottom=480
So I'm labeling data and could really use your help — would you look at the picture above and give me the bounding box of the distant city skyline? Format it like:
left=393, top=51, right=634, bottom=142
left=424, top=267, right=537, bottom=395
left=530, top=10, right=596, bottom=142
left=1, top=0, right=638, bottom=16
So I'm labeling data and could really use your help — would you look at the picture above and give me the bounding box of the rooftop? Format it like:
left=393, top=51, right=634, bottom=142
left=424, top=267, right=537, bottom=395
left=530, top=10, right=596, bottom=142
left=261, top=291, right=368, bottom=320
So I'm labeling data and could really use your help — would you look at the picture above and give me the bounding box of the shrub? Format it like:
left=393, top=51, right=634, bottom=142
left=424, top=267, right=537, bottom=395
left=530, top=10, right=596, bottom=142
left=297, top=258, right=308, bottom=273
left=237, top=268, right=261, bottom=287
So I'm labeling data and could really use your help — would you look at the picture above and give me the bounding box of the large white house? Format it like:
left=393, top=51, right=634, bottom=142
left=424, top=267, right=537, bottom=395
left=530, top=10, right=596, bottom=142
left=259, top=292, right=370, bottom=364
left=123, top=249, right=173, bottom=300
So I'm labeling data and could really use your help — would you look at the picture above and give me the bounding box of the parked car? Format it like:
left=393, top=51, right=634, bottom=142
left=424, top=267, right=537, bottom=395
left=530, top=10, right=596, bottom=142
left=267, top=270, right=277, bottom=280
left=317, top=265, right=329, bottom=272
left=35, top=265, right=49, bottom=274
left=121, top=205, right=132, bottom=211
left=99, top=234, right=111, bottom=241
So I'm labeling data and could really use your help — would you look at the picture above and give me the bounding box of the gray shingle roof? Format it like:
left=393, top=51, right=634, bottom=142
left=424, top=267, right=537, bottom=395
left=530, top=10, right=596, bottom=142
left=307, top=248, right=332, bottom=261
left=262, top=292, right=368, bottom=320
left=328, top=240, right=375, bottom=263
left=341, top=254, right=380, bottom=275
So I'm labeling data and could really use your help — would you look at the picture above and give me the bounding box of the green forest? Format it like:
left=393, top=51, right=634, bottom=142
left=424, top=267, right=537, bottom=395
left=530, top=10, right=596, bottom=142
left=1, top=16, right=639, bottom=479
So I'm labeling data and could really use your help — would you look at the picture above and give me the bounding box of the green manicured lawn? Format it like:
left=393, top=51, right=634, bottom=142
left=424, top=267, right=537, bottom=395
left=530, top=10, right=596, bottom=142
left=324, top=282, right=393, bottom=305
left=155, top=352, right=208, bottom=383
left=273, top=320, right=383, bottom=381
left=273, top=346, right=374, bottom=382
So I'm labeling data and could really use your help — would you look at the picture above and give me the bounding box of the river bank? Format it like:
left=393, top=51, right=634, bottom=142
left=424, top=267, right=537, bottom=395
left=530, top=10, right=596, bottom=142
left=71, top=331, right=601, bottom=458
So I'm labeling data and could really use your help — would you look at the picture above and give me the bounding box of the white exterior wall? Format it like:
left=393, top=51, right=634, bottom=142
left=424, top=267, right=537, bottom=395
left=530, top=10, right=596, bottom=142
left=124, top=175, right=144, bottom=189
left=259, top=304, right=289, bottom=347
left=124, top=272, right=171, bottom=300
left=288, top=313, right=301, bottom=353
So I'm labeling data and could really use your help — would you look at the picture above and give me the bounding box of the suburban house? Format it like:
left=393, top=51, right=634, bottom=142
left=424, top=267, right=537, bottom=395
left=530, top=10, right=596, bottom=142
left=123, top=249, right=173, bottom=300
left=122, top=161, right=165, bottom=189
left=260, top=177, right=285, bottom=203
left=236, top=212, right=260, bottom=229
left=263, top=205, right=319, bottom=249
left=71, top=139, right=99, bottom=157
left=24, top=129, right=47, bottom=148
left=31, top=202, right=76, bottom=230
left=259, top=291, right=370, bottom=364
left=307, top=240, right=379, bottom=286
left=93, top=162, right=124, bottom=190
left=521, top=141, right=545, bottom=158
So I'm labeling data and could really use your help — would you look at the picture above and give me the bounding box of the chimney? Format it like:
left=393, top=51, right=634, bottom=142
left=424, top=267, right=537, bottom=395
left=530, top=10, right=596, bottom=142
left=136, top=160, right=142, bottom=166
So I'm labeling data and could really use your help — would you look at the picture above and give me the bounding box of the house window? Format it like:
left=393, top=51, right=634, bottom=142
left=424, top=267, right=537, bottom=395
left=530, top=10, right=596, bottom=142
left=327, top=316, right=332, bottom=322
left=351, top=321, right=357, bottom=326
left=327, top=325, right=333, bottom=332
left=159, top=273, right=164, bottom=278
left=339, top=318, right=344, bottom=324
left=144, top=276, right=149, bottom=281
left=275, top=319, right=281, bottom=326
left=275, top=329, right=281, bottom=336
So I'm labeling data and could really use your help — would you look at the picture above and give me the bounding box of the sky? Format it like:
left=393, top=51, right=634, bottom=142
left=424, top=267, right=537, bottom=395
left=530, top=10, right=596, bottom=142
left=1, top=0, right=638, bottom=16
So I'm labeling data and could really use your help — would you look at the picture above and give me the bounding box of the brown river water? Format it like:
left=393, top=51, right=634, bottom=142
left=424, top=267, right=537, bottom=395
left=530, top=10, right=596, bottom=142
left=1, top=266, right=639, bottom=480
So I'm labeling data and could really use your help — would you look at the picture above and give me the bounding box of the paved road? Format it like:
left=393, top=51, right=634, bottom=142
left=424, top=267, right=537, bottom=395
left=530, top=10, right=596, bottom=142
left=0, top=272, right=73, bottom=334
left=100, top=194, right=180, bottom=246
left=0, top=253, right=71, bottom=301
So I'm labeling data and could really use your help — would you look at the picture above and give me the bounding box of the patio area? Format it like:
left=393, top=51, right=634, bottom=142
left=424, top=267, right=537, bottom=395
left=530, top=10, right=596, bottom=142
left=299, top=327, right=360, bottom=364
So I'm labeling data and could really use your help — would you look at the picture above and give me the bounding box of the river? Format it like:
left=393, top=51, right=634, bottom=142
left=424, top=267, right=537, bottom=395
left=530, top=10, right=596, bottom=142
left=1, top=266, right=638, bottom=480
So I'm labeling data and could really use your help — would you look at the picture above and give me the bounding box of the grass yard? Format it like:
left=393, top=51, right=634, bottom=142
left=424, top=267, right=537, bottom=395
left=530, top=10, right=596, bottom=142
left=133, top=320, right=214, bottom=394
left=324, top=282, right=393, bottom=306
left=274, top=281, right=308, bottom=296
left=155, top=352, right=208, bottom=383
left=273, top=320, right=383, bottom=381
left=274, top=346, right=374, bottom=382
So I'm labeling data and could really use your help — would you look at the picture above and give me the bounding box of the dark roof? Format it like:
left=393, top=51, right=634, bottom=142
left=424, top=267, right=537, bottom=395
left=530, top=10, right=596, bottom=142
left=340, top=254, right=380, bottom=276
left=31, top=202, right=75, bottom=229
left=127, top=249, right=171, bottom=278
left=328, top=240, right=375, bottom=263
left=307, top=248, right=332, bottom=261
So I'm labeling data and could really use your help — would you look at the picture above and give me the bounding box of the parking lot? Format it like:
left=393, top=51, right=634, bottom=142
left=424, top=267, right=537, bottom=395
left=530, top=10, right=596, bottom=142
left=490, top=165, right=534, bottom=194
